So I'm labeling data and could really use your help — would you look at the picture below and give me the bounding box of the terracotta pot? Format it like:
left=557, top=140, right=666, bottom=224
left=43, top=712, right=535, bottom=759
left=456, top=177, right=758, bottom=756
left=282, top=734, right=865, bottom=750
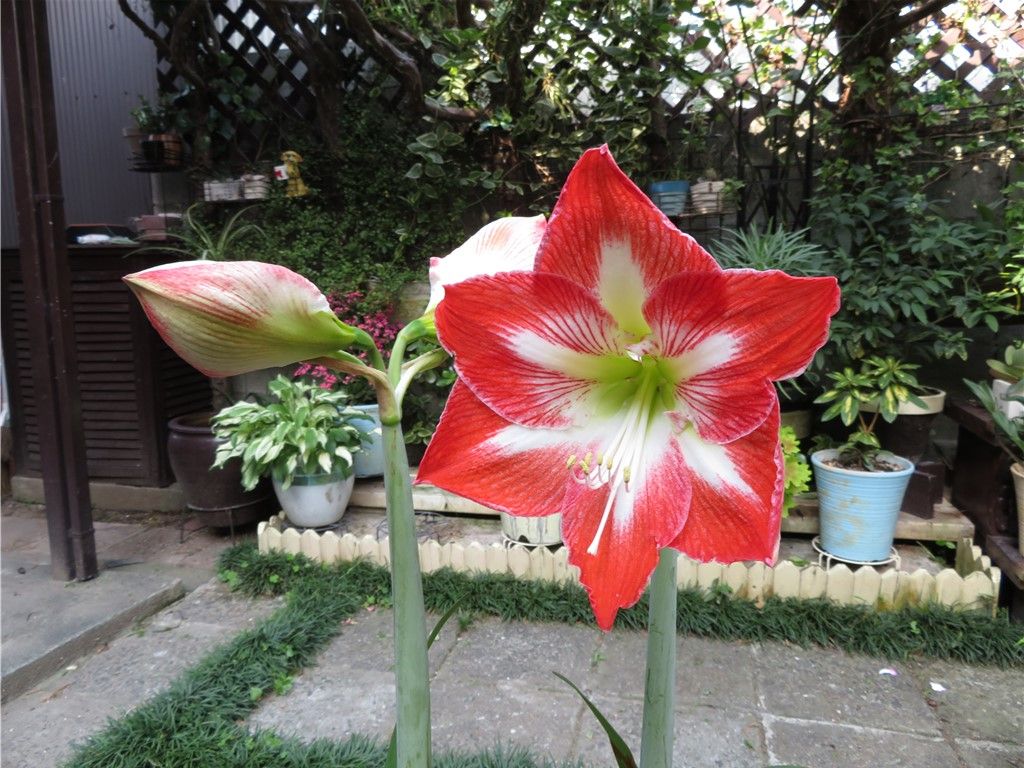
left=167, top=412, right=275, bottom=526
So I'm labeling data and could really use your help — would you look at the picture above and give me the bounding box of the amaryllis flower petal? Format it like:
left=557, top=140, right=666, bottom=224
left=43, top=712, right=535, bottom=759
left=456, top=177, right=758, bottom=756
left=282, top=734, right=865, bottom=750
left=670, top=407, right=783, bottom=563
left=436, top=272, right=639, bottom=429
left=645, top=269, right=840, bottom=443
left=535, top=145, right=719, bottom=336
left=124, top=260, right=356, bottom=377
left=416, top=381, right=578, bottom=516
left=426, top=215, right=546, bottom=311
left=561, top=415, right=691, bottom=630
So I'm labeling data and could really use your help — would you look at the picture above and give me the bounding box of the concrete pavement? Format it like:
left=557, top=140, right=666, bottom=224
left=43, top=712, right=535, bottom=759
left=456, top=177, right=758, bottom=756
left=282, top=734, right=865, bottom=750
left=2, top=501, right=1022, bottom=768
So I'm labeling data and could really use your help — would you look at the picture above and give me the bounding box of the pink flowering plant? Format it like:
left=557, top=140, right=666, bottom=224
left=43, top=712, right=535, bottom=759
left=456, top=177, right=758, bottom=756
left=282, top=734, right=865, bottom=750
left=294, top=290, right=401, bottom=395
left=123, top=146, right=838, bottom=768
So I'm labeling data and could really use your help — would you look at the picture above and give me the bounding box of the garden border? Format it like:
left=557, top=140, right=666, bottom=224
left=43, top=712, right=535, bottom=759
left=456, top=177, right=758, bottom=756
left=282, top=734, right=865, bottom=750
left=259, top=516, right=1002, bottom=614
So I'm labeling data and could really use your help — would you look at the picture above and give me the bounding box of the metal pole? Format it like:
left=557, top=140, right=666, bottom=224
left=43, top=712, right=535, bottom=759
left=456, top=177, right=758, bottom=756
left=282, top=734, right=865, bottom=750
left=1, top=0, right=97, bottom=581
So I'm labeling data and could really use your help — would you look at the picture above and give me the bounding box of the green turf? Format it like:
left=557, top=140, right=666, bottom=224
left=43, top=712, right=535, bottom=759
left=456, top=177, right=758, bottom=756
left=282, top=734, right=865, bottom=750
left=221, top=544, right=1024, bottom=667
left=65, top=544, right=1023, bottom=767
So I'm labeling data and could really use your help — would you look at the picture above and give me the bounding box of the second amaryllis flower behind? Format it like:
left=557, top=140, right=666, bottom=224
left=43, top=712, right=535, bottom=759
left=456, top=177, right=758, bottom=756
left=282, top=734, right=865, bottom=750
left=418, top=146, right=839, bottom=629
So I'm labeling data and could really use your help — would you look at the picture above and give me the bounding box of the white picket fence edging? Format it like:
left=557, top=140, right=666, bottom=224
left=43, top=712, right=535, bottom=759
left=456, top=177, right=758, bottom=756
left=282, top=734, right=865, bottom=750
left=257, top=516, right=1002, bottom=614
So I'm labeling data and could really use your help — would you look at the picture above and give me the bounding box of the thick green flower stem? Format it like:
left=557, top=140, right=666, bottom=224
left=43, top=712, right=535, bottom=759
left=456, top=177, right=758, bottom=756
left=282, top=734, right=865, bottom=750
left=640, top=548, right=678, bottom=768
left=382, top=419, right=431, bottom=768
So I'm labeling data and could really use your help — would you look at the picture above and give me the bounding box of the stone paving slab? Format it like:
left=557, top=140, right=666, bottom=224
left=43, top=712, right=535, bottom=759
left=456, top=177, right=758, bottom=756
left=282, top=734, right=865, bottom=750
left=954, top=739, right=1024, bottom=768
left=764, top=717, right=959, bottom=768
left=4, top=578, right=1023, bottom=768
left=575, top=696, right=767, bottom=768
left=907, top=659, right=1024, bottom=745
left=1, top=581, right=282, bottom=768
left=592, top=631, right=761, bottom=711
left=752, top=642, right=944, bottom=736
left=0, top=554, right=186, bottom=704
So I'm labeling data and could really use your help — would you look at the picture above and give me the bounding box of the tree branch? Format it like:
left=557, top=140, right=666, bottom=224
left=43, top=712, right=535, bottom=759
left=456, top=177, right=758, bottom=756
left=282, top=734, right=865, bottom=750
left=891, top=0, right=950, bottom=31
left=332, top=0, right=481, bottom=122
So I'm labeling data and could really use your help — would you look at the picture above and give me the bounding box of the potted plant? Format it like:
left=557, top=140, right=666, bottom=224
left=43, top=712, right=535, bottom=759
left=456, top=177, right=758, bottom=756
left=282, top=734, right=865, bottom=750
left=211, top=376, right=368, bottom=528
left=964, top=376, right=1024, bottom=555
left=811, top=357, right=928, bottom=562
left=988, top=341, right=1024, bottom=419
left=149, top=207, right=273, bottom=523
left=128, top=95, right=184, bottom=171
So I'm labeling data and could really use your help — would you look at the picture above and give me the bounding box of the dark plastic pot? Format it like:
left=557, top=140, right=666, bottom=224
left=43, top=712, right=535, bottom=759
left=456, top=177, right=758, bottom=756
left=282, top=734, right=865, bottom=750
left=167, top=412, right=275, bottom=526
left=864, top=388, right=946, bottom=463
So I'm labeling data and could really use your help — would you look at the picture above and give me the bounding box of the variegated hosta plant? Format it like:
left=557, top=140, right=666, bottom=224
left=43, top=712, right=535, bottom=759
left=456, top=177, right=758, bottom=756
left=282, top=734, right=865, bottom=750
left=124, top=145, right=839, bottom=768
left=210, top=375, right=366, bottom=490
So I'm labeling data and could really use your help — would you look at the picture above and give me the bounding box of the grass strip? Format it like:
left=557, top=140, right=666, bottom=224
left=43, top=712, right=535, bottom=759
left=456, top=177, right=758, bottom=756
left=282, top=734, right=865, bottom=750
left=67, top=544, right=1023, bottom=767
left=222, top=544, right=1024, bottom=667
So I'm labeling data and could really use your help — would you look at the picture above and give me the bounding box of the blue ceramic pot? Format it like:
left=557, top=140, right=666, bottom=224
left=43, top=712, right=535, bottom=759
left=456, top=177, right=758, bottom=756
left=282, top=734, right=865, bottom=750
left=811, top=449, right=914, bottom=562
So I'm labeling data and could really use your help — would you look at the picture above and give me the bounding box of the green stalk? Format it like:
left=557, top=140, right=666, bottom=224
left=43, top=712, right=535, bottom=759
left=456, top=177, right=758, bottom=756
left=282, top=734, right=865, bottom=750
left=382, top=419, right=431, bottom=768
left=639, top=548, right=678, bottom=768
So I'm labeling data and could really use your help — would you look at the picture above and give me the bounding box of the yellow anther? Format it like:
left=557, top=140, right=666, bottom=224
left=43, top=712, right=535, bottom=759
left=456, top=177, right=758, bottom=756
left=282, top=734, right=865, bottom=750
left=566, top=454, right=577, bottom=469
left=623, top=467, right=632, bottom=484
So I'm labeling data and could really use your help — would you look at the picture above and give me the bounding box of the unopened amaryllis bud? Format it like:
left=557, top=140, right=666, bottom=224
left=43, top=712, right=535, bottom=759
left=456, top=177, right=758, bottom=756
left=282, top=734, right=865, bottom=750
left=124, top=260, right=359, bottom=377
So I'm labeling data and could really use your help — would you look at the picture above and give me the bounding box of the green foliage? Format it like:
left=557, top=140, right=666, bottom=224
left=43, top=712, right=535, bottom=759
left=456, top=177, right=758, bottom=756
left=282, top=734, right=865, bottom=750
left=810, top=158, right=1013, bottom=367
left=130, top=94, right=176, bottom=133
left=780, top=426, right=811, bottom=517
left=211, top=376, right=368, bottom=490
left=401, top=340, right=456, bottom=446
left=219, top=545, right=1024, bottom=666
left=712, top=226, right=829, bottom=275
left=814, top=356, right=927, bottom=470
left=379, top=1, right=731, bottom=210
left=987, top=340, right=1024, bottom=383
left=141, top=204, right=265, bottom=262
left=221, top=98, right=468, bottom=300
left=963, top=378, right=1024, bottom=462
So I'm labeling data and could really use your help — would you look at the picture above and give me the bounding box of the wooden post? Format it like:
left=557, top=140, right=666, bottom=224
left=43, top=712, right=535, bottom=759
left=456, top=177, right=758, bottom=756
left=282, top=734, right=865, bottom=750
left=1, top=0, right=97, bottom=581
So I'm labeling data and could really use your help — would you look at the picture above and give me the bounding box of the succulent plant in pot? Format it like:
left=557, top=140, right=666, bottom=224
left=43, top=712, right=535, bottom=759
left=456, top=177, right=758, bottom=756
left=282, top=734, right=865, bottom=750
left=211, top=375, right=369, bottom=528
left=811, top=357, right=928, bottom=562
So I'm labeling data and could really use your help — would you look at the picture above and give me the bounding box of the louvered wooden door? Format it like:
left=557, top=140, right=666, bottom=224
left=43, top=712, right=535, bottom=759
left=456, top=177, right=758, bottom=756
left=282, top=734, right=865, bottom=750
left=2, top=246, right=211, bottom=486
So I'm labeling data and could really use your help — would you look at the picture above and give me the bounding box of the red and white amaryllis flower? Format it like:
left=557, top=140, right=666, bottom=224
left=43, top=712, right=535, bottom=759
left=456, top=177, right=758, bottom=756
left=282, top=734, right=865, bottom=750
left=123, top=260, right=358, bottom=377
left=418, top=147, right=839, bottom=629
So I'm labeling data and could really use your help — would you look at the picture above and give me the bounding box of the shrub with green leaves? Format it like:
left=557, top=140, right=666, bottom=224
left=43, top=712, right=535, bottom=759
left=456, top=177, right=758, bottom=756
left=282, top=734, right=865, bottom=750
left=780, top=426, right=811, bottom=516
left=211, top=376, right=367, bottom=489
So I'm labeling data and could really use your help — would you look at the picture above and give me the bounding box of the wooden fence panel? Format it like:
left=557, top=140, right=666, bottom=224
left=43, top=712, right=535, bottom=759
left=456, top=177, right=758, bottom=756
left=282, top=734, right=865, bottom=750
left=257, top=521, right=1000, bottom=613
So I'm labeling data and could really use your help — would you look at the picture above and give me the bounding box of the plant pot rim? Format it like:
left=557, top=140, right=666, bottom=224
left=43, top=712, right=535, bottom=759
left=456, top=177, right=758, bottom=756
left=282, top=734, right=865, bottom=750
left=860, top=387, right=946, bottom=417
left=168, top=411, right=215, bottom=433
left=989, top=367, right=1019, bottom=383
left=810, top=448, right=914, bottom=477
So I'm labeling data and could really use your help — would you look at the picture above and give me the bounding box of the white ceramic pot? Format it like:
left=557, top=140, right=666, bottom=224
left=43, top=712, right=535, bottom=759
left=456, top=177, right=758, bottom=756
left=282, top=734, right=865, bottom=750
left=992, top=379, right=1024, bottom=420
left=349, top=404, right=385, bottom=478
left=861, top=387, right=946, bottom=416
left=500, top=512, right=562, bottom=546
left=689, top=180, right=727, bottom=214
left=273, top=472, right=354, bottom=528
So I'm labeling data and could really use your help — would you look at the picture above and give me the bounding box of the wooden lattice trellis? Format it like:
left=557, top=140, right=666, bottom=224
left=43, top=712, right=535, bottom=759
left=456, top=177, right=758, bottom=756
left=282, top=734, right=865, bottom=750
left=142, top=0, right=1022, bottom=220
left=150, top=0, right=408, bottom=158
